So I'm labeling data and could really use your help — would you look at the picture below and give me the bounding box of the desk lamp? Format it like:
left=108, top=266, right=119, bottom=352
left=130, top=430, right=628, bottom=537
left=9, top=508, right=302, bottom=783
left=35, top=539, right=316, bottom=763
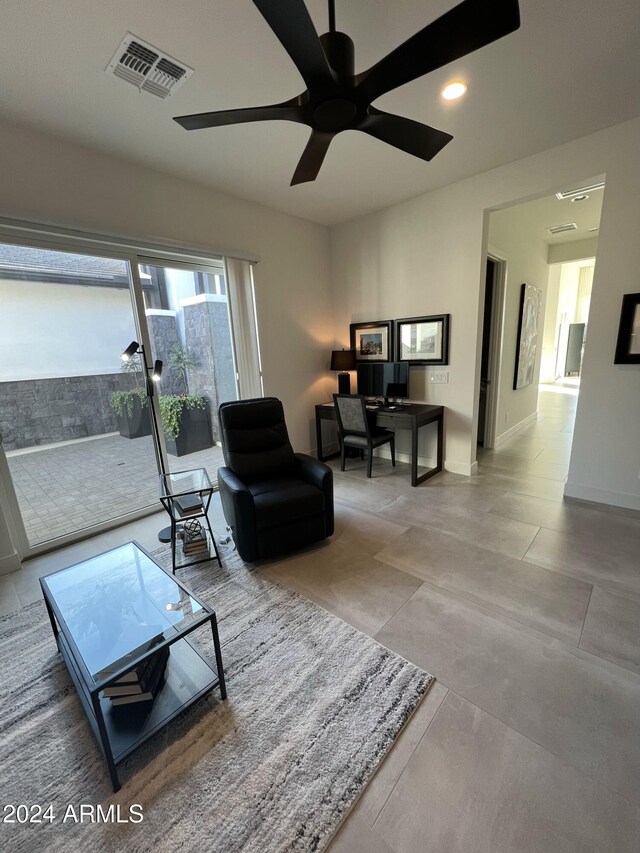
left=330, top=349, right=356, bottom=394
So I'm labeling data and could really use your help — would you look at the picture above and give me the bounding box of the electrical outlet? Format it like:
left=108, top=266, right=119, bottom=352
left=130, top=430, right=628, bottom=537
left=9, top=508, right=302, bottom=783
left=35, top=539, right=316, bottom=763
left=429, top=371, right=449, bottom=383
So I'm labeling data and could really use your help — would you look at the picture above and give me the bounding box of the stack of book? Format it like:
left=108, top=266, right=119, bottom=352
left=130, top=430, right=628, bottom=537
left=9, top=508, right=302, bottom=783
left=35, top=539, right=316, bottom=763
left=102, top=644, right=170, bottom=707
left=182, top=525, right=208, bottom=557
left=173, top=495, right=203, bottom=517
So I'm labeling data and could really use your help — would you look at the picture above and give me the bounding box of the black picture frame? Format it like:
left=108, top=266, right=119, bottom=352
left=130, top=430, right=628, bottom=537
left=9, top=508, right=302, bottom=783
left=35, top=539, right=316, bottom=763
left=614, top=292, right=640, bottom=364
left=349, top=320, right=393, bottom=362
left=513, top=283, right=542, bottom=390
left=394, top=314, right=450, bottom=365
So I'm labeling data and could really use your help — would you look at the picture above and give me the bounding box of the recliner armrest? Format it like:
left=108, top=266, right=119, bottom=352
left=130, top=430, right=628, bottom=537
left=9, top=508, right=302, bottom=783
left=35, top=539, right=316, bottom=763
left=217, top=467, right=259, bottom=561
left=294, top=453, right=332, bottom=490
left=294, top=453, right=334, bottom=536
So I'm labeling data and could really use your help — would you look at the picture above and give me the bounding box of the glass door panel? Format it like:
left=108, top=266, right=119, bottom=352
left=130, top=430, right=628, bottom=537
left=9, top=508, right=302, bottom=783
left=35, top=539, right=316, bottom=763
left=0, top=241, right=159, bottom=548
left=139, top=261, right=238, bottom=478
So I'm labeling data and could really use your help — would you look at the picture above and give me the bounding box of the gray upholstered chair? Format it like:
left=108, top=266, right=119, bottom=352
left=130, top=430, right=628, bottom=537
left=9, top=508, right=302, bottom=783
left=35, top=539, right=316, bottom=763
left=333, top=394, right=395, bottom=478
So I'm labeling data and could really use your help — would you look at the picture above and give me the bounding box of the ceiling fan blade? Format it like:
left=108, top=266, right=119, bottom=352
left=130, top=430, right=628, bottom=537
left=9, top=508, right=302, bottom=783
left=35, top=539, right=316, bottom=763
left=290, top=131, right=334, bottom=185
left=252, top=0, right=335, bottom=89
left=357, top=0, right=520, bottom=101
left=174, top=101, right=305, bottom=131
left=360, top=108, right=453, bottom=161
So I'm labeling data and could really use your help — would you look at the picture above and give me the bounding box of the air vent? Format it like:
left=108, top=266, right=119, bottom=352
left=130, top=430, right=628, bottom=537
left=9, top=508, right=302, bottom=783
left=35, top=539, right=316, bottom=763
left=555, top=182, right=605, bottom=200
left=106, top=33, right=193, bottom=99
left=547, top=223, right=578, bottom=235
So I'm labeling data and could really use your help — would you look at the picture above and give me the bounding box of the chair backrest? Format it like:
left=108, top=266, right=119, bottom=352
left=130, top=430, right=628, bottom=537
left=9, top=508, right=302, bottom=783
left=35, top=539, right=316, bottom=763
left=333, top=394, right=370, bottom=437
left=218, top=397, right=295, bottom=483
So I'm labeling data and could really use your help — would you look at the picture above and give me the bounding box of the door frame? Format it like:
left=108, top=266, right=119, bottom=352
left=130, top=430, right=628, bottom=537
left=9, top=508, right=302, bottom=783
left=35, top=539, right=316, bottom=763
left=480, top=249, right=507, bottom=449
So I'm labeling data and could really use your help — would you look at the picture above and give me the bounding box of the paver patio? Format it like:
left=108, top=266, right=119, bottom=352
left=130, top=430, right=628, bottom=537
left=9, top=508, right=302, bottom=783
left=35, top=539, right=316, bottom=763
left=6, top=433, right=224, bottom=546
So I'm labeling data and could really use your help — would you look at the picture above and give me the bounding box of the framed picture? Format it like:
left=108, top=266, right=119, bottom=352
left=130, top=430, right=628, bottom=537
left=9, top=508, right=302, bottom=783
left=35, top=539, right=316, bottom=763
left=349, top=320, right=393, bottom=362
left=614, top=292, right=640, bottom=364
left=395, top=314, right=450, bottom=365
left=513, top=283, right=542, bottom=390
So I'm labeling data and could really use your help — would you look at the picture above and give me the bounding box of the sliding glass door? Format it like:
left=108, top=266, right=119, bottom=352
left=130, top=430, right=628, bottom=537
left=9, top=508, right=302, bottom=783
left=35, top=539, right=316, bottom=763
left=139, top=259, right=239, bottom=475
left=0, top=241, right=158, bottom=548
left=0, top=232, right=262, bottom=556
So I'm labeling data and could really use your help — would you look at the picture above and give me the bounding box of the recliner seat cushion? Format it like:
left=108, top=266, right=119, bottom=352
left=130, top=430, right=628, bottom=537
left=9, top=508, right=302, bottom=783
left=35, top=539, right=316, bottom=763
left=251, top=479, right=325, bottom=531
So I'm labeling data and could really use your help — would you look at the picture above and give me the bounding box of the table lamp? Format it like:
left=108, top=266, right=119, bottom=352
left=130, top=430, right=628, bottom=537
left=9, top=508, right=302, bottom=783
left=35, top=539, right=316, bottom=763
left=330, top=349, right=357, bottom=394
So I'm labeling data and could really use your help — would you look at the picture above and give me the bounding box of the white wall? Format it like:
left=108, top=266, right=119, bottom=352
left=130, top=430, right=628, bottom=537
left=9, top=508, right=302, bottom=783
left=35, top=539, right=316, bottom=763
left=0, top=118, right=333, bottom=567
left=331, top=116, right=640, bottom=508
left=0, top=278, right=136, bottom=380
left=0, top=119, right=333, bottom=450
left=487, top=206, right=550, bottom=441
left=540, top=264, right=562, bottom=383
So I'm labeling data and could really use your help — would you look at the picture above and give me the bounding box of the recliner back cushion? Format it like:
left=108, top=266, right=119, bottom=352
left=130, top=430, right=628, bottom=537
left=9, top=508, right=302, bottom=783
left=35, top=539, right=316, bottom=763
left=219, top=398, right=296, bottom=484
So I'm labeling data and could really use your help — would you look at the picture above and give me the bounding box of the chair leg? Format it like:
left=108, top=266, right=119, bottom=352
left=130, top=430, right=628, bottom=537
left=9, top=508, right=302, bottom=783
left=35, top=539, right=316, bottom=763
left=340, top=441, right=346, bottom=472
left=360, top=449, right=364, bottom=460
left=367, top=446, right=373, bottom=478
left=390, top=437, right=396, bottom=467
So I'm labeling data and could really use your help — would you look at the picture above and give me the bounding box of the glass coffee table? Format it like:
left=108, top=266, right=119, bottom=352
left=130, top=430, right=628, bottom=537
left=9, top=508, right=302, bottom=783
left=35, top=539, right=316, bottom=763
left=40, top=541, right=226, bottom=792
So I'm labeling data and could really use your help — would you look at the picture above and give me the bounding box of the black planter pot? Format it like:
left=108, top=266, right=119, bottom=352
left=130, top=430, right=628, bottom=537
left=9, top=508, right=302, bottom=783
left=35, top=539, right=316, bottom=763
left=115, top=395, right=152, bottom=439
left=165, top=403, right=213, bottom=457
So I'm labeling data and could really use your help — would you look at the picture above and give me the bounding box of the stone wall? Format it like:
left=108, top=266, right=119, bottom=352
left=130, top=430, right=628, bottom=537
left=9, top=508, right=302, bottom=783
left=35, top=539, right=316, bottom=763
left=183, top=299, right=236, bottom=441
left=0, top=373, right=131, bottom=450
left=146, top=313, right=185, bottom=396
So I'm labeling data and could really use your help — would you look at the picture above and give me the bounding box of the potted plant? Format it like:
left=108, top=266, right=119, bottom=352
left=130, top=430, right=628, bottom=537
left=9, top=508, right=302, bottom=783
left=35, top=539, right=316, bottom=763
left=109, top=357, right=151, bottom=439
left=159, top=393, right=212, bottom=456
left=168, top=343, right=197, bottom=386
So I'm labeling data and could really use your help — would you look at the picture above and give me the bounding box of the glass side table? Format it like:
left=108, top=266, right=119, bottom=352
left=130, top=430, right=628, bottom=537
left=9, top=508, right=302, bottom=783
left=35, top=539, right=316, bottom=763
left=159, top=468, right=222, bottom=574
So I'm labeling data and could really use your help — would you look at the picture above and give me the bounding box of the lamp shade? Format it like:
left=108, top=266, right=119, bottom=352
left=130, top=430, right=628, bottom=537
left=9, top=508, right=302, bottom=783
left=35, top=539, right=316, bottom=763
left=330, top=349, right=356, bottom=371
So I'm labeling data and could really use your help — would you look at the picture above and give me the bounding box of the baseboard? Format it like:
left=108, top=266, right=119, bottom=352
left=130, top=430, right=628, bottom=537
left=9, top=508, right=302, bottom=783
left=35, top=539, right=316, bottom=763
left=494, top=411, right=537, bottom=447
left=445, top=460, right=477, bottom=477
left=375, top=448, right=474, bottom=477
left=564, top=481, right=640, bottom=513
left=0, top=551, right=21, bottom=576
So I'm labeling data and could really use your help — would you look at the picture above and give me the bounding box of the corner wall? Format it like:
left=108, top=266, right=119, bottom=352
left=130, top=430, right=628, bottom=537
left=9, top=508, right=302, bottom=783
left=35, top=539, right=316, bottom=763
left=330, top=116, right=640, bottom=508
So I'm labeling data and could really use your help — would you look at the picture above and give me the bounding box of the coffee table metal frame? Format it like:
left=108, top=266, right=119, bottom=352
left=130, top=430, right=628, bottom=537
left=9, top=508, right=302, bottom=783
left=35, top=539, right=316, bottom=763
left=39, top=540, right=226, bottom=792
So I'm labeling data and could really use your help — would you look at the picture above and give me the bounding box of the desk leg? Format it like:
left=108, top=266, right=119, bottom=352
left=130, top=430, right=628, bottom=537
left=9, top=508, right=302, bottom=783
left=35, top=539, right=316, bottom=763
left=411, top=421, right=419, bottom=487
left=413, top=414, right=444, bottom=486
left=315, top=410, right=325, bottom=461
left=437, top=412, right=444, bottom=472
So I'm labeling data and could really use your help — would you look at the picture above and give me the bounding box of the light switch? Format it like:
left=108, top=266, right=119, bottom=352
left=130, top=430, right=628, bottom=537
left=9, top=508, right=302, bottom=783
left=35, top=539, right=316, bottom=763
left=429, top=371, right=449, bottom=383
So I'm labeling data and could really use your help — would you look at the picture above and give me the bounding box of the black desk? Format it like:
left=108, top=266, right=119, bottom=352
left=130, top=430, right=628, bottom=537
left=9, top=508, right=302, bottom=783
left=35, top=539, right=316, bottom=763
left=315, top=402, right=444, bottom=487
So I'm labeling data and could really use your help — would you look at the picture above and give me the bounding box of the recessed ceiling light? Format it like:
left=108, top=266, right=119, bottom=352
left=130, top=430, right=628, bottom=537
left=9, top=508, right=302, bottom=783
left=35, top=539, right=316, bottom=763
left=571, top=194, right=589, bottom=202
left=442, top=81, right=467, bottom=101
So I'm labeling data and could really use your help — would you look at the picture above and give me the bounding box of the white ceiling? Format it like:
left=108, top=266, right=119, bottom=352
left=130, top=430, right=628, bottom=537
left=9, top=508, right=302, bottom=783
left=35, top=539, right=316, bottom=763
left=494, top=188, right=604, bottom=245
left=1, top=1, right=639, bottom=226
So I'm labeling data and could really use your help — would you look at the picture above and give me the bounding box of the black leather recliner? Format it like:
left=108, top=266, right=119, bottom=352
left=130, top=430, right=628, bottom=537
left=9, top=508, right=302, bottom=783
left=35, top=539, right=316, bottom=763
left=217, top=397, right=334, bottom=562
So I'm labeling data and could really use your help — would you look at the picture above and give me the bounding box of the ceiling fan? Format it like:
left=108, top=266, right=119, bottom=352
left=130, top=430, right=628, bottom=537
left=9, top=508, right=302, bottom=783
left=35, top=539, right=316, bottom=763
left=174, top=0, right=520, bottom=185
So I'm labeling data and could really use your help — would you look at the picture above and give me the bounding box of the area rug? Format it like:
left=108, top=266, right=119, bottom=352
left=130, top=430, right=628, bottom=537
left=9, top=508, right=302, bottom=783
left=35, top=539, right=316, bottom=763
left=0, top=543, right=433, bottom=852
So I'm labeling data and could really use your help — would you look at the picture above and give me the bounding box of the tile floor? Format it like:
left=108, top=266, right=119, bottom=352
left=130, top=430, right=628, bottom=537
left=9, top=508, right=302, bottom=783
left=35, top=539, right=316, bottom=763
left=1, top=381, right=639, bottom=851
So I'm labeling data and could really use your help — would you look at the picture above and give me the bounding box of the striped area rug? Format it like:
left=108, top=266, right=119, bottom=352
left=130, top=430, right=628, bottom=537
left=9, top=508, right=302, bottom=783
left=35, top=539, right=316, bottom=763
left=0, top=544, right=432, bottom=852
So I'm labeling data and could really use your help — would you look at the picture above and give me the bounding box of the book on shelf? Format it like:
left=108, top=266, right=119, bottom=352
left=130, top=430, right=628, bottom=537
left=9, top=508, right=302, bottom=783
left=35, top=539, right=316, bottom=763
left=102, top=644, right=169, bottom=697
left=96, top=627, right=164, bottom=683
left=174, top=494, right=203, bottom=516
left=109, top=645, right=170, bottom=706
left=182, top=528, right=208, bottom=555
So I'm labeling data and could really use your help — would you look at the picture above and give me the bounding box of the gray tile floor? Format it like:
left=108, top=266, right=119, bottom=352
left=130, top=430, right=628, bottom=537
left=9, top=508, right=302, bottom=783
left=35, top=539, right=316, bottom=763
left=6, top=434, right=224, bottom=546
left=2, top=381, right=640, bottom=851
